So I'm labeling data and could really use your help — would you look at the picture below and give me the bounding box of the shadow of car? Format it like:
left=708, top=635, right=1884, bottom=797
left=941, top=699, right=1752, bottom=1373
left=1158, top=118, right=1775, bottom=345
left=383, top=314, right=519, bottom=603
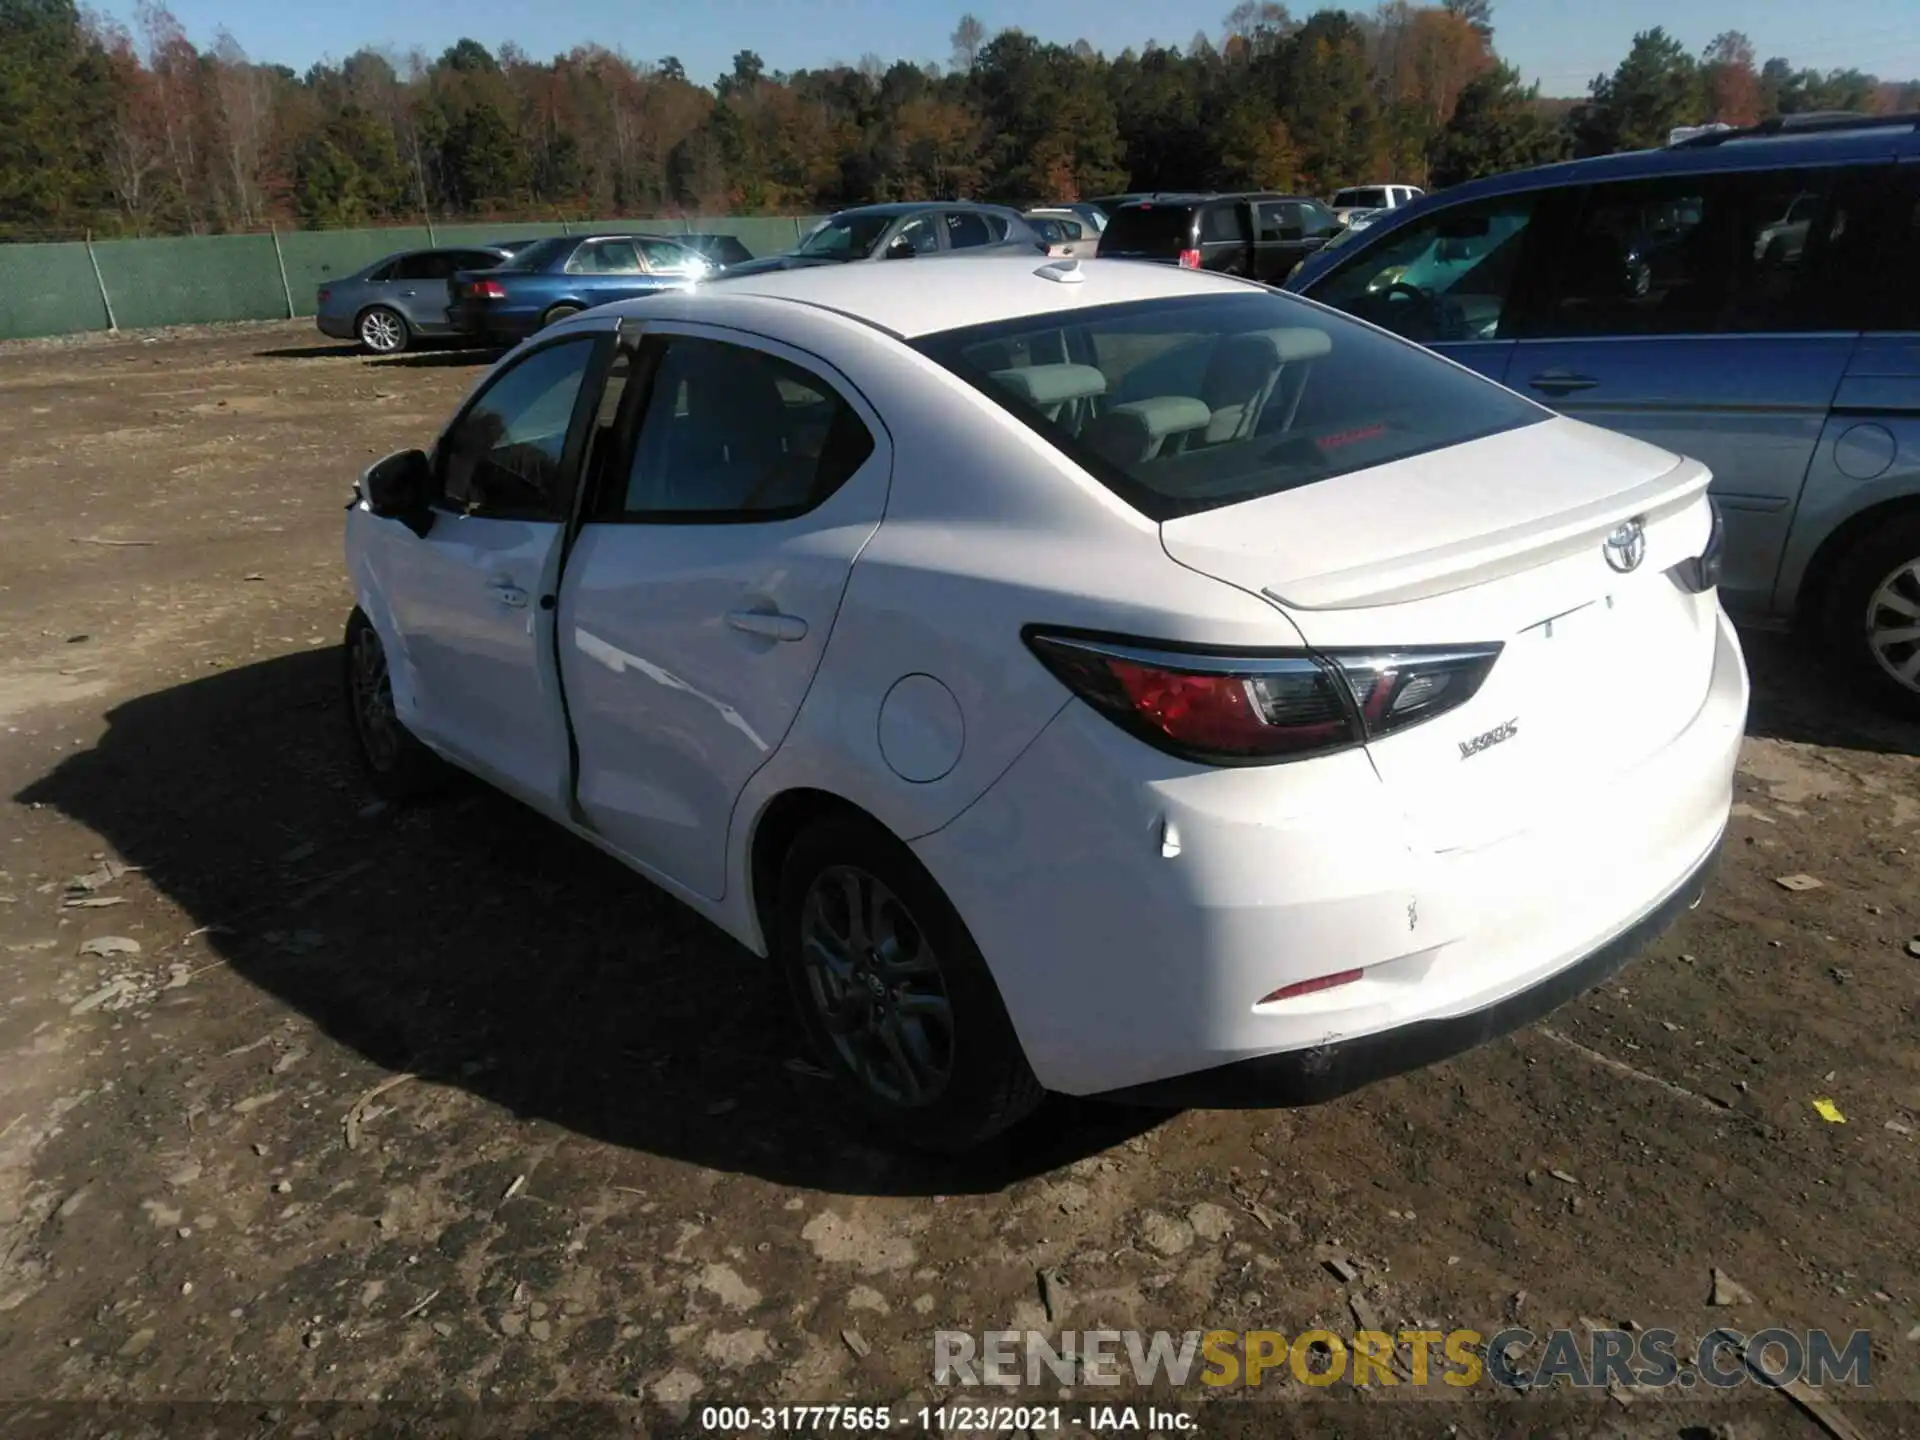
left=14, top=646, right=1163, bottom=1191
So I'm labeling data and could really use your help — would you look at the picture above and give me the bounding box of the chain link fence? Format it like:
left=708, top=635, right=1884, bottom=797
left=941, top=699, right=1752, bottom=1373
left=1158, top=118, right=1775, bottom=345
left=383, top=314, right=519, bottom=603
left=0, top=216, right=821, bottom=341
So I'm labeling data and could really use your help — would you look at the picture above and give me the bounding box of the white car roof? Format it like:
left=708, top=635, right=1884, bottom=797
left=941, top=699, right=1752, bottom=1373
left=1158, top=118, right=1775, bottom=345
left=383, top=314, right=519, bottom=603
left=593, top=256, right=1262, bottom=340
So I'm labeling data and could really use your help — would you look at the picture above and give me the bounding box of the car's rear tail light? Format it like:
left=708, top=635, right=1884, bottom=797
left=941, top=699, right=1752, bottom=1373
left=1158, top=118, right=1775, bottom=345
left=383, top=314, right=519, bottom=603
left=1259, top=969, right=1363, bottom=1005
left=1322, top=648, right=1506, bottom=740
left=1024, top=632, right=1502, bottom=765
left=1177, top=248, right=1202, bottom=269
left=471, top=279, right=508, bottom=300
left=316, top=287, right=330, bottom=305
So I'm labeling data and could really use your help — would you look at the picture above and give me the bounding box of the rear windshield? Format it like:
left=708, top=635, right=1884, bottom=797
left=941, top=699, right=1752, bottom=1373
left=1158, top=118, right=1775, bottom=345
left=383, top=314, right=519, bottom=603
left=1334, top=188, right=1390, bottom=209
left=1098, top=206, right=1196, bottom=255
left=913, top=293, right=1545, bottom=521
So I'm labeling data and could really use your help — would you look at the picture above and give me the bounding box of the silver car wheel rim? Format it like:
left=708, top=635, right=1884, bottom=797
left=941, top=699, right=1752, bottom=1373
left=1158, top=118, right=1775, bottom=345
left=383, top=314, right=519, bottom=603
left=360, top=311, right=402, bottom=353
left=1866, top=559, right=1920, bottom=694
left=350, top=625, right=402, bottom=771
left=799, top=865, right=953, bottom=1107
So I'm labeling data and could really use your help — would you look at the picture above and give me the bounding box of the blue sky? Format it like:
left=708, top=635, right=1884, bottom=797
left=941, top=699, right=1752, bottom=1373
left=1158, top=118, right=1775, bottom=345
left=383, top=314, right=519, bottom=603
left=111, top=0, right=1920, bottom=97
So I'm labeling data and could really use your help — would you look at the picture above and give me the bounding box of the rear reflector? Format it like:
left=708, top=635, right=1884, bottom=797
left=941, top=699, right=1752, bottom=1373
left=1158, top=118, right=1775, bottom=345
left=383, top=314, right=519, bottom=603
left=1177, top=248, right=1202, bottom=269
left=1259, top=969, right=1363, bottom=1004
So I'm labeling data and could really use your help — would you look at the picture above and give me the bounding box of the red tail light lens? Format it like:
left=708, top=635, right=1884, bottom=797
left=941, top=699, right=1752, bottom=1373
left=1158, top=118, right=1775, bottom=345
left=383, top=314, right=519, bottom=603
left=1024, top=632, right=1502, bottom=765
left=316, top=287, right=330, bottom=305
left=1177, top=248, right=1202, bottom=269
left=471, top=279, right=508, bottom=300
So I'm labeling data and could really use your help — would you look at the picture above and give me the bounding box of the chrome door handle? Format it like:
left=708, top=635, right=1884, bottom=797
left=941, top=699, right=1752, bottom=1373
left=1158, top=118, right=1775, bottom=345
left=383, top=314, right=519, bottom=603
left=1527, top=369, right=1599, bottom=395
left=488, top=582, right=529, bottom=609
left=726, top=609, right=807, bottom=642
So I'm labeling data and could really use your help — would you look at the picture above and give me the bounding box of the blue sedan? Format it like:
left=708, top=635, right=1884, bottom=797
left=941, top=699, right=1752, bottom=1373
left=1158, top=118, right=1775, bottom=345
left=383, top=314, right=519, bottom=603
left=449, top=234, right=712, bottom=345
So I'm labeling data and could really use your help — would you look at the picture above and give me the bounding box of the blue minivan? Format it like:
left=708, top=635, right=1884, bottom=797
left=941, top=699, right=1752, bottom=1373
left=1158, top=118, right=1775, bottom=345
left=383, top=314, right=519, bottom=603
left=1288, top=114, right=1920, bottom=718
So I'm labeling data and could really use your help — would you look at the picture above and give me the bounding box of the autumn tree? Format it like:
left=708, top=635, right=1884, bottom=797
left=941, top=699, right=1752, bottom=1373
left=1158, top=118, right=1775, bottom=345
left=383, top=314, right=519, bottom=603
left=950, top=14, right=986, bottom=73
left=1701, top=31, right=1760, bottom=127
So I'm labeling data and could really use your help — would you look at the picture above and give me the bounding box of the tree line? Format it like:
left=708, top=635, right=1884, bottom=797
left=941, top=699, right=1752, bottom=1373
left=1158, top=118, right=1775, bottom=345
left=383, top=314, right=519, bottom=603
left=2, top=0, right=1916, bottom=240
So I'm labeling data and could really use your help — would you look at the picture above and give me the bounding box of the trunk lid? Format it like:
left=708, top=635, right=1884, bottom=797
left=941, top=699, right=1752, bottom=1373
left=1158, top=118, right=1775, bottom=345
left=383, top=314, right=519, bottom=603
left=1160, top=416, right=1721, bottom=852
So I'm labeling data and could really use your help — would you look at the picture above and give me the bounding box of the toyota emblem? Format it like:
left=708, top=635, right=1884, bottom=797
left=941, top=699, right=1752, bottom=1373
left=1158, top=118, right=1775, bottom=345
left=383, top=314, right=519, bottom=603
left=1603, top=518, right=1647, bottom=574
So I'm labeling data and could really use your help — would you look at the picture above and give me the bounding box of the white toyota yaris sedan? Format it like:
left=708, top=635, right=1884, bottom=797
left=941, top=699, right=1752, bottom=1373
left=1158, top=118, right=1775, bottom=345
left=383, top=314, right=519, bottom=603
left=343, top=255, right=1747, bottom=1151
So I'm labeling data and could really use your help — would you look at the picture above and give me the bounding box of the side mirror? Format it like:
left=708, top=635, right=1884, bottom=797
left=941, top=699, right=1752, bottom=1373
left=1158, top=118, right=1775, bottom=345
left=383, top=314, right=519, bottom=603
left=362, top=448, right=435, bottom=537
left=885, top=237, right=917, bottom=260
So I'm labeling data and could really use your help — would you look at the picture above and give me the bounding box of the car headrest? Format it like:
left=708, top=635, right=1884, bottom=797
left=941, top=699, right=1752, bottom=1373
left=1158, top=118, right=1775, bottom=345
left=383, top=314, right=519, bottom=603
left=989, top=363, right=1108, bottom=411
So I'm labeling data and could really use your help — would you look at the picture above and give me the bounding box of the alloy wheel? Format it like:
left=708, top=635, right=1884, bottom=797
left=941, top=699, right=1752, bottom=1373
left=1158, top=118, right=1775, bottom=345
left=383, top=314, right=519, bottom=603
left=1865, top=558, right=1920, bottom=695
left=359, top=310, right=404, bottom=354
left=349, top=623, right=402, bottom=771
left=799, top=865, right=954, bottom=1108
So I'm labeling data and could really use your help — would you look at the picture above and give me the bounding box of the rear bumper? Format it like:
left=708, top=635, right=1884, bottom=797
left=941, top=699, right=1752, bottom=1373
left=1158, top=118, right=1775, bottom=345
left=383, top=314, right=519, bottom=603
left=316, top=314, right=355, bottom=340
left=449, top=303, right=540, bottom=343
left=1095, top=833, right=1720, bottom=1108
left=914, top=608, right=1748, bottom=1099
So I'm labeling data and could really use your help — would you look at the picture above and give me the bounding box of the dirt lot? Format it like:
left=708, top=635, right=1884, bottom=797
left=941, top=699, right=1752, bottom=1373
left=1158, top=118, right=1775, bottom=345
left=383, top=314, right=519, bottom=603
left=0, top=321, right=1917, bottom=1437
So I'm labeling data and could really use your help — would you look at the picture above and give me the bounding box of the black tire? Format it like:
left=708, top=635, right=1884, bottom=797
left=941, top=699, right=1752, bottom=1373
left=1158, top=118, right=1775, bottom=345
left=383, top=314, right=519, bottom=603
left=775, top=811, right=1043, bottom=1153
left=356, top=306, right=410, bottom=355
left=541, top=303, right=585, bottom=329
left=343, top=607, right=448, bottom=801
left=1818, top=511, right=1920, bottom=721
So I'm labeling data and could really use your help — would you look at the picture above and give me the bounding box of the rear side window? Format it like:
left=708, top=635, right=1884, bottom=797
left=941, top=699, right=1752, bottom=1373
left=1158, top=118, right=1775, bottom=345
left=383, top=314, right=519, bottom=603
left=1842, top=164, right=1920, bottom=332
left=1201, top=205, right=1243, bottom=243
left=619, top=338, right=875, bottom=519
left=946, top=212, right=994, bottom=249
left=914, top=293, right=1544, bottom=521
left=1537, top=169, right=1847, bottom=337
left=1335, top=188, right=1389, bottom=210
left=1099, top=207, right=1196, bottom=256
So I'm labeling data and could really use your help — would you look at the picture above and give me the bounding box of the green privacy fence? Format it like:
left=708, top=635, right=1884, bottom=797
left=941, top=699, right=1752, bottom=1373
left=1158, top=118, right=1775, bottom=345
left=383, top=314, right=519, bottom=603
left=0, top=215, right=825, bottom=341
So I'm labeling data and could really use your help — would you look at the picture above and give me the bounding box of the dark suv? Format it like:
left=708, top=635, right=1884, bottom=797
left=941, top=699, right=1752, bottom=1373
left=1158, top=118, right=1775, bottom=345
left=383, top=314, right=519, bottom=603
left=1097, top=192, right=1341, bottom=284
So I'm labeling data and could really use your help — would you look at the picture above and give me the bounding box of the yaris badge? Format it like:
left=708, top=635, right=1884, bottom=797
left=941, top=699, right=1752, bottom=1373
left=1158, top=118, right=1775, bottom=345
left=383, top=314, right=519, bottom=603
left=1603, top=518, right=1647, bottom=574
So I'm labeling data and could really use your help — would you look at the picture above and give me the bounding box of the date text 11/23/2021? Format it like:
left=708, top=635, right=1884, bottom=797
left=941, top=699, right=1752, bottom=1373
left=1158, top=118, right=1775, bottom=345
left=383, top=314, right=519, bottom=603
left=697, top=1405, right=1194, bottom=1433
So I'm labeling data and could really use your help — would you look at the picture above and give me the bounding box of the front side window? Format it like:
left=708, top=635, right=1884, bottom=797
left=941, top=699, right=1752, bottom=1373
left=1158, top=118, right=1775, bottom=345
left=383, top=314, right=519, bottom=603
left=915, top=293, right=1544, bottom=521
left=1300, top=202, right=1339, bottom=236
left=1538, top=169, right=1843, bottom=337
left=892, top=215, right=941, bottom=256
left=637, top=238, right=701, bottom=272
left=619, top=338, right=875, bottom=519
left=439, top=338, right=597, bottom=517
left=1308, top=194, right=1539, bottom=344
left=1256, top=202, right=1305, bottom=241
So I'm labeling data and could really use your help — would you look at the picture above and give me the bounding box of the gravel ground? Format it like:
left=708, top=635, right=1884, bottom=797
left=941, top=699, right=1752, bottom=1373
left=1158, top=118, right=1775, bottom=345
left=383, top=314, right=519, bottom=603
left=0, top=322, right=1916, bottom=1437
